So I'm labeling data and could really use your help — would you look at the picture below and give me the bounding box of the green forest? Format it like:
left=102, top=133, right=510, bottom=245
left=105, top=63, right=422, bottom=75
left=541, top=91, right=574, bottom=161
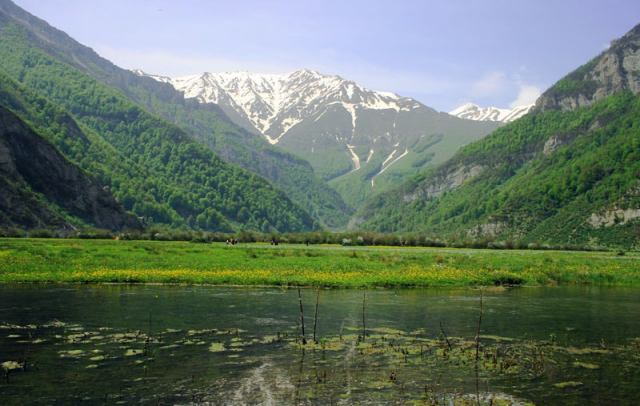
left=0, top=24, right=315, bottom=232
left=360, top=91, right=640, bottom=247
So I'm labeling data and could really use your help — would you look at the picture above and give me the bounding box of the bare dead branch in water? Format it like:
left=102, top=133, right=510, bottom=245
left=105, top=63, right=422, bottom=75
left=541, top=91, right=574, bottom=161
left=313, top=288, right=320, bottom=343
left=439, top=321, right=452, bottom=351
left=297, top=287, right=307, bottom=345
left=475, top=289, right=484, bottom=362
left=362, top=289, right=367, bottom=341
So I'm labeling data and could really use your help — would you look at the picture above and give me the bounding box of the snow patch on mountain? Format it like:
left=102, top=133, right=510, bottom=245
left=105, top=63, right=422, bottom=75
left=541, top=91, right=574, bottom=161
left=450, top=103, right=533, bottom=123
left=346, top=144, right=360, bottom=172
left=371, top=148, right=409, bottom=187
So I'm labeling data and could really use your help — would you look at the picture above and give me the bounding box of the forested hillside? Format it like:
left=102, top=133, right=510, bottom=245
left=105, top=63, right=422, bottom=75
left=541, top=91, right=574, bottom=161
left=0, top=24, right=315, bottom=232
left=0, top=0, right=351, bottom=229
left=0, top=105, right=140, bottom=230
left=358, top=24, right=640, bottom=248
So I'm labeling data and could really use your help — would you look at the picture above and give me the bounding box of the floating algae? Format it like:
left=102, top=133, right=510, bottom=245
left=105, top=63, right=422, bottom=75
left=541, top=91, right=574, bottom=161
left=553, top=381, right=583, bottom=389
left=2, top=286, right=640, bottom=405
left=124, top=349, right=144, bottom=357
left=59, top=349, right=84, bottom=358
left=364, top=327, right=406, bottom=336
left=187, top=329, right=217, bottom=336
left=480, top=335, right=516, bottom=342
left=1, top=361, right=23, bottom=371
left=565, top=347, right=610, bottom=355
left=259, top=335, right=281, bottom=344
left=178, top=339, right=206, bottom=346
left=0, top=323, right=36, bottom=330
left=208, top=342, right=226, bottom=352
left=289, top=337, right=346, bottom=352
left=572, top=361, right=600, bottom=370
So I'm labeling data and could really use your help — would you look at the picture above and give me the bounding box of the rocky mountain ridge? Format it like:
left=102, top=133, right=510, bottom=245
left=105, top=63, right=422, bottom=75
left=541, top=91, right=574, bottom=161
left=535, top=24, right=640, bottom=111
left=449, top=103, right=533, bottom=123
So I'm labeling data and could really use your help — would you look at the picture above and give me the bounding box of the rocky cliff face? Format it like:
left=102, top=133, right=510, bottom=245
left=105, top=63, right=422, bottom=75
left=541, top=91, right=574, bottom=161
left=536, top=23, right=640, bottom=112
left=403, top=164, right=484, bottom=203
left=0, top=106, right=140, bottom=230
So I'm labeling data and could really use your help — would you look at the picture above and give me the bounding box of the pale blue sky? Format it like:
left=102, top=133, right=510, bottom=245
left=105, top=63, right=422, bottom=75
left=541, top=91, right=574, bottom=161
left=14, top=0, right=640, bottom=111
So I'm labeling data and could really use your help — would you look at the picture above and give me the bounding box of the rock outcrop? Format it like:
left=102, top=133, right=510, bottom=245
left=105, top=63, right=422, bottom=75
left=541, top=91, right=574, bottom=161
left=588, top=207, right=640, bottom=228
left=536, top=24, right=640, bottom=112
left=404, top=164, right=484, bottom=202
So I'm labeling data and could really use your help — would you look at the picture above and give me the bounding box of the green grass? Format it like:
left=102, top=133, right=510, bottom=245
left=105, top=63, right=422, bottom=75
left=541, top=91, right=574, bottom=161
left=0, top=238, right=638, bottom=287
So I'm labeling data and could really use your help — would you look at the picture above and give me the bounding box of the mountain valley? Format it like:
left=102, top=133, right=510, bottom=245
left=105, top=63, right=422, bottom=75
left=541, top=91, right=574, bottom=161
left=0, top=0, right=637, bottom=248
left=139, top=69, right=499, bottom=206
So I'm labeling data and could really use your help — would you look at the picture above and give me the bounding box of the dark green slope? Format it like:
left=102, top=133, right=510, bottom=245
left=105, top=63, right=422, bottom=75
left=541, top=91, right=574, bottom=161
left=0, top=0, right=351, bottom=229
left=0, top=105, right=140, bottom=230
left=358, top=24, right=640, bottom=247
left=0, top=26, right=314, bottom=232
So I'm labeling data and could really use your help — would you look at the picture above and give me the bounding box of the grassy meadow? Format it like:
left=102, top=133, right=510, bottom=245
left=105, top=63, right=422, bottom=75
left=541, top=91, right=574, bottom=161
left=0, top=238, right=638, bottom=287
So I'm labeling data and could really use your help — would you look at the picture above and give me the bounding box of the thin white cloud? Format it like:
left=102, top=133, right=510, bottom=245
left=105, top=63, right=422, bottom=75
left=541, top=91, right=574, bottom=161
left=463, top=71, right=543, bottom=109
left=470, top=71, right=508, bottom=98
left=510, top=84, right=541, bottom=107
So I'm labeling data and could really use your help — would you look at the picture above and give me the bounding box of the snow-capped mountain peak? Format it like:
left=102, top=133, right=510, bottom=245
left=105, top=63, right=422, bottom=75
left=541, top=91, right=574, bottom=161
left=449, top=103, right=533, bottom=123
left=134, top=69, right=172, bottom=84
left=134, top=68, right=497, bottom=195
left=135, top=68, right=420, bottom=144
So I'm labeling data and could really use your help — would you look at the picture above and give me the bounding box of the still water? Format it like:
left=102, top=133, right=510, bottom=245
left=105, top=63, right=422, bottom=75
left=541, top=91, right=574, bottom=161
left=0, top=284, right=639, bottom=405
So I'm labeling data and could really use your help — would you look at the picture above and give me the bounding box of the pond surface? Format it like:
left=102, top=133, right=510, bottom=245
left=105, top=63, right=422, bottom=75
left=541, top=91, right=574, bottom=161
left=0, top=285, right=639, bottom=405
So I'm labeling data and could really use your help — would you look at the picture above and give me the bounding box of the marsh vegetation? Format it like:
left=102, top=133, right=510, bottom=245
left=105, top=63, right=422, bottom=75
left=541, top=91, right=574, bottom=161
left=1, top=239, right=639, bottom=287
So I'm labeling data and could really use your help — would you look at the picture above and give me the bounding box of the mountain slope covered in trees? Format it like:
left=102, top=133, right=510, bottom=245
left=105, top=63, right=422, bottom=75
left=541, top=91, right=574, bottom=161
left=0, top=105, right=140, bottom=230
left=357, top=23, right=640, bottom=248
left=0, top=0, right=351, bottom=229
left=0, top=22, right=315, bottom=232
